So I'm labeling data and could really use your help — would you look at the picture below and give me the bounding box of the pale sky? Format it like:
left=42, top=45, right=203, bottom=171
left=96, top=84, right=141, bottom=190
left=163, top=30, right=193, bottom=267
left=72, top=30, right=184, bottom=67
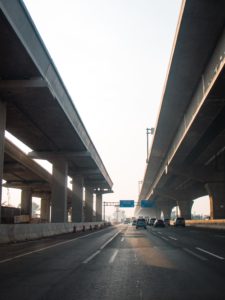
left=4, top=0, right=210, bottom=217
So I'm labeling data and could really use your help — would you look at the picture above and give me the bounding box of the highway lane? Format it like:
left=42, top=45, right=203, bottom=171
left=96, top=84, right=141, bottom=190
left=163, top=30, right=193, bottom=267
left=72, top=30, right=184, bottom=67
left=0, top=224, right=225, bottom=299
left=149, top=225, right=225, bottom=261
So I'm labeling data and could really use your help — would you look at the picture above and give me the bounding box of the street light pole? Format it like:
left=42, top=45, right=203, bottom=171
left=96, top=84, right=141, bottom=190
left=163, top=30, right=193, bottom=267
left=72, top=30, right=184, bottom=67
left=146, top=127, right=154, bottom=163
left=138, top=180, right=143, bottom=195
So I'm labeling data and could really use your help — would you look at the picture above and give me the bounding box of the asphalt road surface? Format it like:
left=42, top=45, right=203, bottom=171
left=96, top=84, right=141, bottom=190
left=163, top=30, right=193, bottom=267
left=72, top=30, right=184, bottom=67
left=0, top=224, right=225, bottom=300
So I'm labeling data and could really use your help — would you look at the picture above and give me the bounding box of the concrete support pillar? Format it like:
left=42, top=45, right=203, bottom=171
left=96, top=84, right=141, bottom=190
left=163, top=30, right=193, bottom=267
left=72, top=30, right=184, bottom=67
left=41, top=194, right=51, bottom=222
left=0, top=101, right=6, bottom=223
left=85, top=186, right=93, bottom=222
left=178, top=200, right=193, bottom=220
left=160, top=202, right=174, bottom=219
left=143, top=208, right=156, bottom=218
left=51, top=158, right=68, bottom=222
left=71, top=175, right=84, bottom=222
left=21, top=188, right=32, bottom=216
left=154, top=202, right=162, bottom=219
left=155, top=207, right=161, bottom=219
left=205, top=183, right=225, bottom=219
left=96, top=193, right=103, bottom=221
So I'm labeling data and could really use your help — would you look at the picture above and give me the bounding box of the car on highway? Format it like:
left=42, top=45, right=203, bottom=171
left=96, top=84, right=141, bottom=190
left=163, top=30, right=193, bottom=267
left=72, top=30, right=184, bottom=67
left=136, top=218, right=147, bottom=229
left=148, top=217, right=156, bottom=226
left=164, top=218, right=170, bottom=226
left=174, top=217, right=185, bottom=227
left=132, top=220, right=137, bottom=226
left=153, top=219, right=165, bottom=228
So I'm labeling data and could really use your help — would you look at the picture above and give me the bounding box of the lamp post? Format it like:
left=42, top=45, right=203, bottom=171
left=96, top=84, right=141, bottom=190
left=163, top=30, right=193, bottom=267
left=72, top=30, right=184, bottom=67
left=146, top=127, right=154, bottom=163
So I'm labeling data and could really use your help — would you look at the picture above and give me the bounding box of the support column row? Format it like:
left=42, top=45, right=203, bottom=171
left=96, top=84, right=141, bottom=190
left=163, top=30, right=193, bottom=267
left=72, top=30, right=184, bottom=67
left=71, top=177, right=104, bottom=223
left=0, top=101, right=6, bottom=223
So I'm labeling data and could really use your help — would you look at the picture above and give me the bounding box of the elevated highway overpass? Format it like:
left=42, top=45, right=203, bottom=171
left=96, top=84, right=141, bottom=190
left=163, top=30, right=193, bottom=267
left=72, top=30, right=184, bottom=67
left=0, top=0, right=113, bottom=223
left=136, top=0, right=225, bottom=220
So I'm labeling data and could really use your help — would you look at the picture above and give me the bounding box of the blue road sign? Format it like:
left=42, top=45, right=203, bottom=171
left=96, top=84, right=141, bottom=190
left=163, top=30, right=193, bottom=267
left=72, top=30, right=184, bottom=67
left=141, top=200, right=155, bottom=208
left=120, top=200, right=135, bottom=208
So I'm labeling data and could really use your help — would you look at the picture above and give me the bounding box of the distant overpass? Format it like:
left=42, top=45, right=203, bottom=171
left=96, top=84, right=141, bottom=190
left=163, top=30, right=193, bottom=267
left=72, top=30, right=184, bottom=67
left=136, top=0, right=225, bottom=219
left=0, top=0, right=113, bottom=223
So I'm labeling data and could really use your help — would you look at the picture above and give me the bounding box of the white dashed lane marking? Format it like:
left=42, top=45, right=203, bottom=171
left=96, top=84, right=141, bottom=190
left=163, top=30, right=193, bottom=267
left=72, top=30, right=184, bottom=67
left=109, top=249, right=119, bottom=264
left=196, top=247, right=225, bottom=260
left=183, top=248, right=208, bottom=261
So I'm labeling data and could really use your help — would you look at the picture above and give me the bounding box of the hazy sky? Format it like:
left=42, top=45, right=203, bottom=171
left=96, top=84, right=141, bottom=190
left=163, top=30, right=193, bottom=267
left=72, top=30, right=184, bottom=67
left=6, top=0, right=208, bottom=216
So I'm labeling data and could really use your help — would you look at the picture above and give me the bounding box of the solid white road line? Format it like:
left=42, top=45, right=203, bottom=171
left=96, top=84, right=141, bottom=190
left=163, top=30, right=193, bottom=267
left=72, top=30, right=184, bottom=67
left=183, top=248, right=208, bottom=261
left=196, top=247, right=225, bottom=260
left=99, top=231, right=121, bottom=250
left=0, top=238, right=81, bottom=264
left=82, top=250, right=101, bottom=264
left=109, top=249, right=119, bottom=264
left=161, top=236, right=169, bottom=241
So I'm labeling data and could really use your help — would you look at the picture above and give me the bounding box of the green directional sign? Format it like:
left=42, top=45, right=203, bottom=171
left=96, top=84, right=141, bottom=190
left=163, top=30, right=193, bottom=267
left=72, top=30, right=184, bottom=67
left=141, top=200, right=155, bottom=208
left=120, top=200, right=135, bottom=208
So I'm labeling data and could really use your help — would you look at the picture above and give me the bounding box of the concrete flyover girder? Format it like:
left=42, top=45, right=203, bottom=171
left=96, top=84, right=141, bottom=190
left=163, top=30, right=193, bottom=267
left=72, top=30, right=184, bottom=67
left=169, top=164, right=225, bottom=184
left=28, top=150, right=91, bottom=160
left=139, top=1, right=225, bottom=216
left=4, top=138, right=52, bottom=184
left=154, top=186, right=206, bottom=203
left=0, top=0, right=113, bottom=192
left=0, top=77, right=47, bottom=89
left=145, top=29, right=225, bottom=200
left=3, top=136, right=73, bottom=197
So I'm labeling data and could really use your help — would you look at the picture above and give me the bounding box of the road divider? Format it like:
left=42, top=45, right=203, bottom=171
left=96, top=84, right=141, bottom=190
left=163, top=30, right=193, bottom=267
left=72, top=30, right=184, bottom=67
left=0, top=222, right=111, bottom=244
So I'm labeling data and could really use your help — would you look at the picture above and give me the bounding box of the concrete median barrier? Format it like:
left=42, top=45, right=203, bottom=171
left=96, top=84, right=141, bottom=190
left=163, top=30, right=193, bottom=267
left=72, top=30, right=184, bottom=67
left=0, top=222, right=107, bottom=244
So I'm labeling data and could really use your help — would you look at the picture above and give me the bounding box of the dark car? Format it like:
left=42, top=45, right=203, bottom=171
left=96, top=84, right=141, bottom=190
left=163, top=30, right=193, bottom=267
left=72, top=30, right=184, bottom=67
left=153, top=219, right=165, bottom=227
left=136, top=218, right=147, bottom=229
left=149, top=217, right=156, bottom=226
left=132, top=220, right=137, bottom=226
left=174, top=217, right=185, bottom=227
left=164, top=218, right=170, bottom=226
